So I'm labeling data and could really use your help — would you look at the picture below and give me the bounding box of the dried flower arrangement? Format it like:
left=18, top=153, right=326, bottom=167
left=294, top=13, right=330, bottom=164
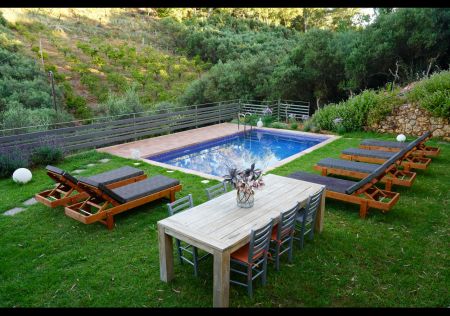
left=223, top=163, right=264, bottom=207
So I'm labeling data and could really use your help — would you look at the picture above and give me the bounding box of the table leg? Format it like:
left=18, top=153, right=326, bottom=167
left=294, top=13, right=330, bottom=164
left=158, top=224, right=174, bottom=282
left=315, top=189, right=326, bottom=233
left=213, top=250, right=230, bottom=307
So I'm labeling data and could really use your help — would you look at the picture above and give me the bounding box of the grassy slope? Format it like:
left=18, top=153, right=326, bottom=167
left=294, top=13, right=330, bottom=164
left=0, top=8, right=206, bottom=112
left=0, top=133, right=448, bottom=307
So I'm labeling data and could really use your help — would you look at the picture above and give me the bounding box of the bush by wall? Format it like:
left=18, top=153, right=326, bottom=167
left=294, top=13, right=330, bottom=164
left=310, top=89, right=403, bottom=132
left=407, top=70, right=450, bottom=118
left=0, top=147, right=29, bottom=178
left=30, top=146, right=64, bottom=167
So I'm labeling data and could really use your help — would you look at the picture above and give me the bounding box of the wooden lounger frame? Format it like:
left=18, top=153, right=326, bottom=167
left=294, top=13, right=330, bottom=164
left=289, top=171, right=400, bottom=219
left=340, top=152, right=431, bottom=171
left=359, top=134, right=440, bottom=157
left=64, top=181, right=182, bottom=230
left=314, top=163, right=417, bottom=191
left=326, top=184, right=399, bottom=219
left=35, top=170, right=147, bottom=208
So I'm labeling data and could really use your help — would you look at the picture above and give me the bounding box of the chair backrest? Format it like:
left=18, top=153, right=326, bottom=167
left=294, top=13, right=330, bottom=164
left=248, top=219, right=274, bottom=263
left=276, top=203, right=299, bottom=241
left=345, top=146, right=409, bottom=194
left=304, top=187, right=325, bottom=223
left=167, top=194, right=194, bottom=216
left=205, top=182, right=228, bottom=200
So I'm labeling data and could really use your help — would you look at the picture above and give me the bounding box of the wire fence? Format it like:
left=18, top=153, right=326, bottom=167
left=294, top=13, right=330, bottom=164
left=0, top=99, right=309, bottom=154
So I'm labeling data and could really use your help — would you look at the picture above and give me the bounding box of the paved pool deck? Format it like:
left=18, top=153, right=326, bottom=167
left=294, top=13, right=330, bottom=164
left=97, top=122, right=340, bottom=180
left=97, top=123, right=245, bottom=159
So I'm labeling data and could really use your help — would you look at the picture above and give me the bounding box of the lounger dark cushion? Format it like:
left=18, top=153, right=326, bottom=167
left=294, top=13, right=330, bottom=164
left=46, top=165, right=79, bottom=184
left=88, top=166, right=144, bottom=185
left=62, top=172, right=79, bottom=186
left=46, top=165, right=65, bottom=175
left=361, top=139, right=409, bottom=149
left=342, top=148, right=395, bottom=159
left=361, top=131, right=431, bottom=150
left=102, top=175, right=180, bottom=204
left=288, top=171, right=356, bottom=194
left=317, top=158, right=378, bottom=174
left=77, top=176, right=100, bottom=188
left=345, top=146, right=408, bottom=194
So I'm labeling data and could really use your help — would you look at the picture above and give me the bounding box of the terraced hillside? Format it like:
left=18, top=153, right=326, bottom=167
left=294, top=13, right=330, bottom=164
left=0, top=8, right=209, bottom=119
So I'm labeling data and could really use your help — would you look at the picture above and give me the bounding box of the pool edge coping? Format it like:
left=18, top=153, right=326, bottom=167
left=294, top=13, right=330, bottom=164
left=138, top=126, right=340, bottom=181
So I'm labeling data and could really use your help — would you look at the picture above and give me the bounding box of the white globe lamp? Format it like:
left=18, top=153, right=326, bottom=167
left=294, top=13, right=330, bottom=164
left=257, top=118, right=263, bottom=128
left=12, top=168, right=32, bottom=184
left=396, top=134, right=406, bottom=142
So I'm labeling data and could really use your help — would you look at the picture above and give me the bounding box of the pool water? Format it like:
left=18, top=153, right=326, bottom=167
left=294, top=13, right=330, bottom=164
left=147, top=129, right=328, bottom=177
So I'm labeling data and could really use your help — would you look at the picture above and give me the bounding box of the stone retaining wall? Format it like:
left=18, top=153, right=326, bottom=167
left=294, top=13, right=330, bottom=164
left=368, top=103, right=449, bottom=140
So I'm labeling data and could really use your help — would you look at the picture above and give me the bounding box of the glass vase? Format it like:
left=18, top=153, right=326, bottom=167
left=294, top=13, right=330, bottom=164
left=236, top=190, right=254, bottom=208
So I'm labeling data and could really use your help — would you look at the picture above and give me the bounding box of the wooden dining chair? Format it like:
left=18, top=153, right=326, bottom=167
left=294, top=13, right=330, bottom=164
left=269, top=203, right=299, bottom=271
left=229, top=218, right=274, bottom=298
left=294, top=187, right=325, bottom=248
left=205, top=182, right=228, bottom=200
left=167, top=194, right=209, bottom=276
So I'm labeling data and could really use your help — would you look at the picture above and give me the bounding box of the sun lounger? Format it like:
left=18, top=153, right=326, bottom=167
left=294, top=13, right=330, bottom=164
left=359, top=131, right=440, bottom=157
left=287, top=150, right=406, bottom=218
left=340, top=148, right=431, bottom=171
left=64, top=175, right=182, bottom=230
left=35, top=165, right=147, bottom=208
left=314, top=156, right=416, bottom=191
left=345, top=131, right=436, bottom=170
left=37, top=166, right=146, bottom=208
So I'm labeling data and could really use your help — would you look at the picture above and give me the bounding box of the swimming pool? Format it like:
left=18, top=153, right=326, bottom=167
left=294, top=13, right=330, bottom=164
left=146, top=129, right=330, bottom=178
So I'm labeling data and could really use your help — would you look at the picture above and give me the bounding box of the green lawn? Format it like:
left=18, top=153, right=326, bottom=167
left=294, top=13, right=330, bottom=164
left=0, top=132, right=448, bottom=307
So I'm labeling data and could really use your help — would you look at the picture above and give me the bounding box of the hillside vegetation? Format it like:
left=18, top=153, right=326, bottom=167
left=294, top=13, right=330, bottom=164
left=0, top=8, right=208, bottom=121
left=0, top=18, right=73, bottom=130
left=170, top=8, right=450, bottom=108
left=0, top=8, right=449, bottom=131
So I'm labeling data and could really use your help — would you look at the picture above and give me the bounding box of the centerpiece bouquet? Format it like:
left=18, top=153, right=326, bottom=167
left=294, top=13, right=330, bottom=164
left=223, top=163, right=264, bottom=208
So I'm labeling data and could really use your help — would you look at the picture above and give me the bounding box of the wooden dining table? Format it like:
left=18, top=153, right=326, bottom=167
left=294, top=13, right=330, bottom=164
left=157, top=173, right=325, bottom=307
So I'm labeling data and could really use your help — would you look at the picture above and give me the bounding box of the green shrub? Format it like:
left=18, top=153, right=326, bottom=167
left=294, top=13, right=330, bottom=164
left=0, top=12, right=7, bottom=27
left=302, top=120, right=312, bottom=132
left=1, top=104, right=74, bottom=131
left=66, top=95, right=92, bottom=119
left=310, top=125, right=320, bottom=133
left=0, top=46, right=64, bottom=112
left=407, top=70, right=450, bottom=118
left=107, top=72, right=128, bottom=91
left=311, top=89, right=402, bottom=132
left=367, top=89, right=404, bottom=125
left=62, top=81, right=92, bottom=119
left=335, top=123, right=347, bottom=134
left=99, top=85, right=144, bottom=117
left=153, top=101, right=179, bottom=112
left=244, top=114, right=259, bottom=126
left=30, top=146, right=64, bottom=167
left=270, top=121, right=287, bottom=129
left=0, top=151, right=29, bottom=178
left=262, top=115, right=274, bottom=127
left=290, top=122, right=298, bottom=130
left=80, top=73, right=108, bottom=101
left=67, top=94, right=87, bottom=110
